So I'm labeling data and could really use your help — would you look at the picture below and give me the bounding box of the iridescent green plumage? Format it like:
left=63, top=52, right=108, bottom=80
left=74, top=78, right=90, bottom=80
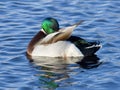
left=41, top=17, right=59, bottom=34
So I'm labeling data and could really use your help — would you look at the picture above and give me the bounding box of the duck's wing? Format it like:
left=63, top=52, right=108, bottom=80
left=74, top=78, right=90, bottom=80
left=38, top=20, right=84, bottom=44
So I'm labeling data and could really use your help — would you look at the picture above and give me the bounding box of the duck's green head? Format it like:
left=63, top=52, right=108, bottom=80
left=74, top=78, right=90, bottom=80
left=41, top=17, right=59, bottom=34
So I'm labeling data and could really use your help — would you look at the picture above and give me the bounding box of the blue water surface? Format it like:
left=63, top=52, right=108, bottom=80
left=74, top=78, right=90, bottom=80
left=0, top=0, right=120, bottom=90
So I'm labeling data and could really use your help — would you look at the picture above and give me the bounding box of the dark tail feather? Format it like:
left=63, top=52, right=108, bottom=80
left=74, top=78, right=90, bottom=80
left=79, top=41, right=101, bottom=56
left=68, top=36, right=101, bottom=56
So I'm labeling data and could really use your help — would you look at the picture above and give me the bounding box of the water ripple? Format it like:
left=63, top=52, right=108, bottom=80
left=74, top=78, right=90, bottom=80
left=0, top=0, right=120, bottom=90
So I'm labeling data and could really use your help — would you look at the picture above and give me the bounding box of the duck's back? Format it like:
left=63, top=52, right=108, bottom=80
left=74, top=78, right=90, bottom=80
left=32, top=41, right=84, bottom=57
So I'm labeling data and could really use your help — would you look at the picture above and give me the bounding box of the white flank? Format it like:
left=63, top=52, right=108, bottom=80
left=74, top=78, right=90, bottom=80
left=32, top=41, right=84, bottom=57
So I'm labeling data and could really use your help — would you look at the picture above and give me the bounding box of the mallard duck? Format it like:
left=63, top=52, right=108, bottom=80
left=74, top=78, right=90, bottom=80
left=27, top=17, right=101, bottom=58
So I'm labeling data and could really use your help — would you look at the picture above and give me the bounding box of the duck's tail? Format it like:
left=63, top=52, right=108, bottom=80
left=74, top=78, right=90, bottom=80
left=68, top=36, right=101, bottom=56
left=81, top=41, right=101, bottom=56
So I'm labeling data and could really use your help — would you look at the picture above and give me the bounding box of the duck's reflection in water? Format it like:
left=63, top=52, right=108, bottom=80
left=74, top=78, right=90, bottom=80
left=77, top=55, right=102, bottom=69
left=30, top=55, right=101, bottom=89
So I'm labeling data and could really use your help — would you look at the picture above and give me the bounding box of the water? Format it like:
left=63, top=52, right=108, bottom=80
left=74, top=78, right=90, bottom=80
left=0, top=0, right=120, bottom=90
